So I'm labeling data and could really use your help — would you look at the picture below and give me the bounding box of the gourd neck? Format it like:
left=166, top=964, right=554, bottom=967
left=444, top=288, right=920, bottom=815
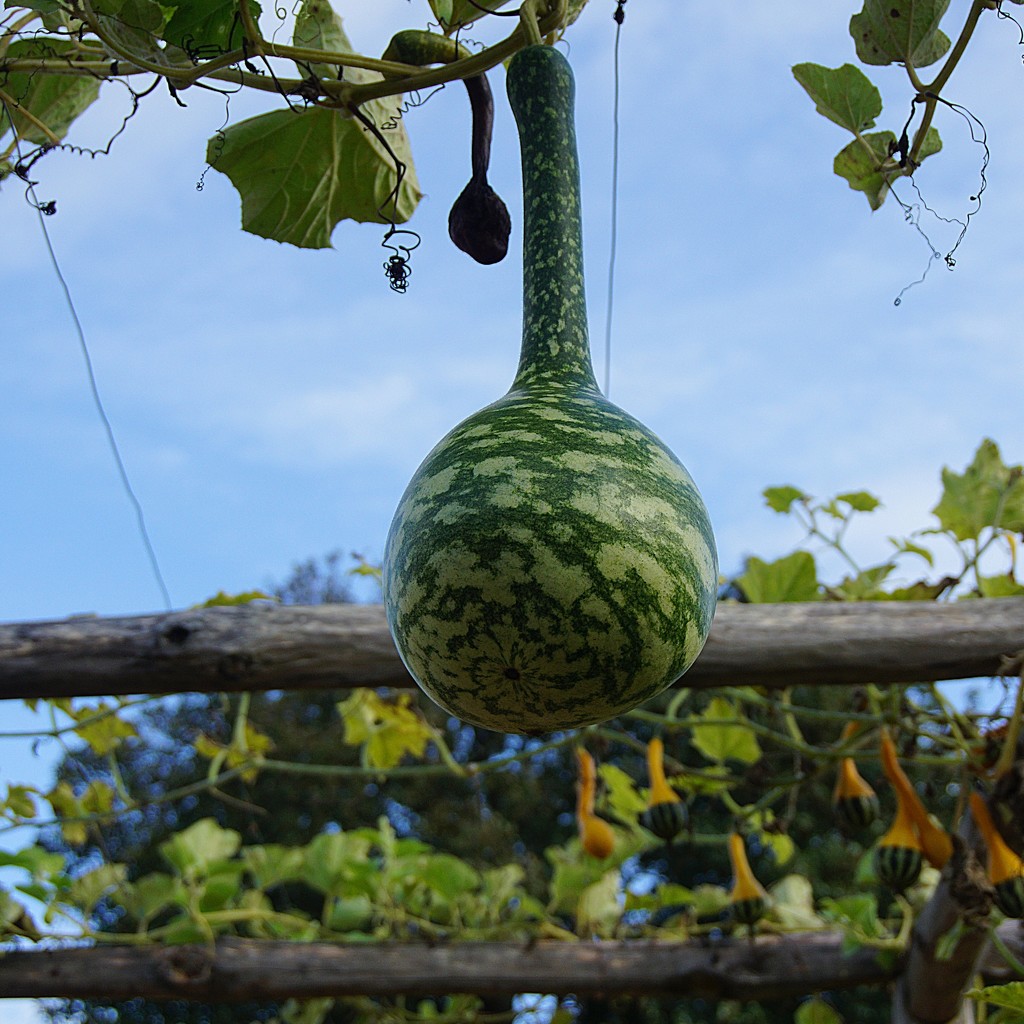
left=506, top=45, right=598, bottom=394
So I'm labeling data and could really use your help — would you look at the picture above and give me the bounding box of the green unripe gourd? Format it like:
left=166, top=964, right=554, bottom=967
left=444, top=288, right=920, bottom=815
left=382, top=45, right=718, bottom=734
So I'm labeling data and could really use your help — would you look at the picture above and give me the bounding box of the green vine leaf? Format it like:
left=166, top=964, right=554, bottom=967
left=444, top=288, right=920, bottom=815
left=301, top=830, right=374, bottom=898
left=836, top=490, right=882, bottom=513
left=795, top=996, right=844, bottom=1024
left=0, top=39, right=101, bottom=145
left=931, top=438, right=1024, bottom=540
left=436, top=0, right=513, bottom=31
left=977, top=574, right=1024, bottom=597
left=770, top=875, right=822, bottom=930
left=159, top=817, right=242, bottom=876
left=92, top=0, right=168, bottom=59
left=116, top=871, right=187, bottom=919
left=849, top=0, right=951, bottom=68
left=833, top=127, right=940, bottom=209
left=967, top=982, right=1024, bottom=1011
left=736, top=551, right=819, bottom=603
left=209, top=103, right=421, bottom=248
left=67, top=863, right=128, bottom=913
left=831, top=562, right=897, bottom=600
left=576, top=869, right=621, bottom=937
left=763, top=485, right=809, bottom=514
left=163, top=0, right=257, bottom=54
left=691, top=697, right=763, bottom=766
left=292, top=0, right=347, bottom=82
left=792, top=63, right=882, bottom=134
left=890, top=537, right=936, bottom=566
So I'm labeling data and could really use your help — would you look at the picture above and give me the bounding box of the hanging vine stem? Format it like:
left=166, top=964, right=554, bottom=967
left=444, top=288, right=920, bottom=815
left=19, top=0, right=567, bottom=109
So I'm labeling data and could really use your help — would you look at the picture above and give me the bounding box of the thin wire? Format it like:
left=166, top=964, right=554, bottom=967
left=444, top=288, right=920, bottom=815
left=602, top=5, right=625, bottom=397
left=5, top=105, right=174, bottom=610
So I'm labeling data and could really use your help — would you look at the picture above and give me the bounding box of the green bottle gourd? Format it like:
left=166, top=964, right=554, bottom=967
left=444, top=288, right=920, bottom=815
left=382, top=45, right=717, bottom=734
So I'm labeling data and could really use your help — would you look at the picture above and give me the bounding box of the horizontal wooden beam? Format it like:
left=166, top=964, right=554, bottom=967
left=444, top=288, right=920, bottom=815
left=0, top=934, right=900, bottom=1002
left=2, top=927, right=1022, bottom=1003
left=0, top=598, right=1021, bottom=702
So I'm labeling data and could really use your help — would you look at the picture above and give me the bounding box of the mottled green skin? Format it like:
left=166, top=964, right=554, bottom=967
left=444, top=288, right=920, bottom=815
left=382, top=46, right=717, bottom=733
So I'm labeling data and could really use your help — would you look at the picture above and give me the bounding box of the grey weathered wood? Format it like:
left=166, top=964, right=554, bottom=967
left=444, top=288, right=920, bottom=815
left=1, top=927, right=1021, bottom=1003
left=0, top=934, right=900, bottom=1001
left=0, top=599, right=1021, bottom=701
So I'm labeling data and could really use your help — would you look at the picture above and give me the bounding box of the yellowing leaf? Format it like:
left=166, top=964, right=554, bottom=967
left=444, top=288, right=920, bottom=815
left=691, top=697, right=762, bottom=766
left=751, top=810, right=796, bottom=866
left=198, top=590, right=274, bottom=607
left=73, top=703, right=138, bottom=755
left=597, top=763, right=647, bottom=827
left=45, top=782, right=88, bottom=846
left=3, top=785, right=38, bottom=819
left=337, top=690, right=433, bottom=769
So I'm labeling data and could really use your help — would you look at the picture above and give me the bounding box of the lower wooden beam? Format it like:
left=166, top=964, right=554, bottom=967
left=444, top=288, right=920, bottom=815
left=0, top=934, right=901, bottom=1002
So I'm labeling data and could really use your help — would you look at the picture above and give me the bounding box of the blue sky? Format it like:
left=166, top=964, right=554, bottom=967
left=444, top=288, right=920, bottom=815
left=2, top=1, right=1023, bottom=1016
left=3, top=0, right=1022, bottom=625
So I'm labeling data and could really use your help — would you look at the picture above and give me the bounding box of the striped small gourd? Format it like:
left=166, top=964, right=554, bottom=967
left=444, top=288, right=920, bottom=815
left=727, top=832, right=769, bottom=927
left=874, top=791, right=924, bottom=892
left=833, top=756, right=879, bottom=834
left=638, top=737, right=688, bottom=842
left=382, top=45, right=717, bottom=734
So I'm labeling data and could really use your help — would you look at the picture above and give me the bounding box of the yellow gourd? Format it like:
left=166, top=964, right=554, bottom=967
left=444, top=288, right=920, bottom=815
left=638, top=737, right=688, bottom=843
left=727, top=832, right=768, bottom=926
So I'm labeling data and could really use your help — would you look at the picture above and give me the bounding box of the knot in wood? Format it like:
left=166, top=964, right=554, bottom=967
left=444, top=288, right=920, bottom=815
left=218, top=651, right=255, bottom=681
left=157, top=944, right=214, bottom=987
left=162, top=623, right=192, bottom=646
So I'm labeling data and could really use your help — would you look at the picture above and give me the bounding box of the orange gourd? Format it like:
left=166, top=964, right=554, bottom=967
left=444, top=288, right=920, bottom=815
left=971, top=791, right=1024, bottom=918
left=880, top=729, right=952, bottom=869
left=575, top=749, right=615, bottom=859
